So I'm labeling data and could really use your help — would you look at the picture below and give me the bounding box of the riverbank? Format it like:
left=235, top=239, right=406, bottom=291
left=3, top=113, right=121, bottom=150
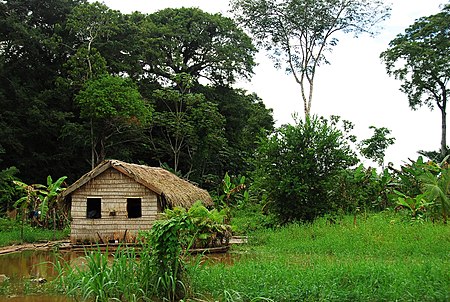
left=0, top=240, right=71, bottom=255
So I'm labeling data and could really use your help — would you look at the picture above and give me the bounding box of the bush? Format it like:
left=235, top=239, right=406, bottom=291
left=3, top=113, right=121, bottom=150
left=252, top=116, right=358, bottom=223
left=328, top=164, right=395, bottom=214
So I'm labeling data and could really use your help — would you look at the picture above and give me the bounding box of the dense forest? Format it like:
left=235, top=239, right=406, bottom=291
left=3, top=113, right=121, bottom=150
left=0, top=0, right=274, bottom=188
left=1, top=0, right=448, bottom=228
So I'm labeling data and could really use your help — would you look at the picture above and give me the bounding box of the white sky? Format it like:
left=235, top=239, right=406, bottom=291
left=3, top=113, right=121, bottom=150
left=97, top=0, right=448, bottom=167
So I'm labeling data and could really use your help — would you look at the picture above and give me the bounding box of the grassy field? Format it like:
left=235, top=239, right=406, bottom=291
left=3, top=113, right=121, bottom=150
left=189, top=213, right=450, bottom=301
left=0, top=218, right=69, bottom=247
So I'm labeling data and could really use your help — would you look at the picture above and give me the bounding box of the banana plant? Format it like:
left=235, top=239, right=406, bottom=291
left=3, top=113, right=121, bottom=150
left=13, top=180, right=44, bottom=240
left=39, top=175, right=67, bottom=219
left=419, top=166, right=449, bottom=223
left=14, top=175, right=67, bottom=229
left=218, top=172, right=249, bottom=209
left=393, top=156, right=449, bottom=223
left=394, top=191, right=434, bottom=222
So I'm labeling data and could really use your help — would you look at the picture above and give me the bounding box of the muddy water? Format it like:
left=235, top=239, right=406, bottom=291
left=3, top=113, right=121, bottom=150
left=0, top=250, right=80, bottom=302
left=0, top=249, right=238, bottom=301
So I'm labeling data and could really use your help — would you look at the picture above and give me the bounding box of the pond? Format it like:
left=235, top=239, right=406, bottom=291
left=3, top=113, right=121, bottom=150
left=0, top=250, right=80, bottom=302
left=0, top=247, right=238, bottom=301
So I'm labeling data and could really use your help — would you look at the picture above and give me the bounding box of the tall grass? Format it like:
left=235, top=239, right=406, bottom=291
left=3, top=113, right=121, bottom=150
left=51, top=246, right=156, bottom=302
left=189, top=213, right=450, bottom=301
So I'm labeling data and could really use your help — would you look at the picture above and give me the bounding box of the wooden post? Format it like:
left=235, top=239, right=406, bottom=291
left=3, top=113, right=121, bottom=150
left=53, top=209, right=56, bottom=241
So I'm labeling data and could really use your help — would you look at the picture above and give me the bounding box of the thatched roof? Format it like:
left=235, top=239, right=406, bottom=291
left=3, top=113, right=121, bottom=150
left=62, top=160, right=213, bottom=208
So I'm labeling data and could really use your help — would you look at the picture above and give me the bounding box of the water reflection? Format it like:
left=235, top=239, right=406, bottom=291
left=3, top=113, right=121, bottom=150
left=0, top=248, right=238, bottom=301
left=3, top=295, right=75, bottom=302
left=0, top=250, right=82, bottom=301
left=0, top=250, right=84, bottom=281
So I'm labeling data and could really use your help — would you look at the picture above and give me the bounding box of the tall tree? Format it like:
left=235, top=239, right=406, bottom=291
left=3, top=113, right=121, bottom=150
left=66, top=1, right=121, bottom=80
left=75, top=75, right=152, bottom=167
left=148, top=73, right=226, bottom=180
left=137, top=7, right=256, bottom=85
left=198, top=85, right=274, bottom=177
left=380, top=4, right=450, bottom=158
left=231, top=0, right=391, bottom=117
left=0, top=0, right=81, bottom=182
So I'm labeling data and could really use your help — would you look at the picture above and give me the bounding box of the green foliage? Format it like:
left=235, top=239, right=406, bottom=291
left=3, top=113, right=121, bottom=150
left=197, top=86, right=275, bottom=185
left=143, top=216, right=188, bottom=301
left=63, top=46, right=108, bottom=87
left=328, top=164, right=394, bottom=215
left=67, top=2, right=121, bottom=45
left=140, top=201, right=231, bottom=301
left=231, top=0, right=391, bottom=116
left=0, top=1, right=272, bottom=189
left=230, top=202, right=278, bottom=235
left=13, top=175, right=68, bottom=233
left=216, top=172, right=249, bottom=210
left=164, top=201, right=232, bottom=249
left=358, top=126, right=395, bottom=167
left=149, top=73, right=226, bottom=177
left=0, top=0, right=81, bottom=182
left=394, top=191, right=433, bottom=223
left=253, top=116, right=358, bottom=223
left=0, top=167, right=20, bottom=217
left=418, top=148, right=450, bottom=163
left=53, top=247, right=153, bottom=302
left=76, top=74, right=152, bottom=165
left=76, top=75, right=150, bottom=122
left=380, top=4, right=450, bottom=157
left=139, top=7, right=256, bottom=85
left=190, top=213, right=449, bottom=301
left=392, top=157, right=450, bottom=223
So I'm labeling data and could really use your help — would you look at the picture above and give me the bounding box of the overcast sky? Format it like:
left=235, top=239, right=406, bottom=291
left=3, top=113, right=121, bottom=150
left=96, top=0, right=448, bottom=167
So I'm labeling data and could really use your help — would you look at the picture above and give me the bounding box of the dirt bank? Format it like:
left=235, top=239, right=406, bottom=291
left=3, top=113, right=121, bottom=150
left=0, top=240, right=71, bottom=255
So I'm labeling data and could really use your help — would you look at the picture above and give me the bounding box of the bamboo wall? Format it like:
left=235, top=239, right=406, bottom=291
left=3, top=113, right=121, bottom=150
left=70, top=168, right=158, bottom=244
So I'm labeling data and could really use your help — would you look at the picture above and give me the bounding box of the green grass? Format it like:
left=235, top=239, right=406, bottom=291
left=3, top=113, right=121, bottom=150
left=189, top=213, right=450, bottom=301
left=0, top=218, right=69, bottom=247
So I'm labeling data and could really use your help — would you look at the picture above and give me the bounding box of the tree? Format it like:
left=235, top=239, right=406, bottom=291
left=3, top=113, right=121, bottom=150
left=75, top=75, right=152, bottom=167
left=231, top=0, right=391, bottom=117
left=0, top=166, right=20, bottom=217
left=359, top=126, right=395, bottom=168
left=66, top=1, right=121, bottom=80
left=0, top=0, right=82, bottom=182
left=380, top=4, right=450, bottom=158
left=148, top=73, right=226, bottom=179
left=137, top=7, right=256, bottom=85
left=252, top=115, right=358, bottom=222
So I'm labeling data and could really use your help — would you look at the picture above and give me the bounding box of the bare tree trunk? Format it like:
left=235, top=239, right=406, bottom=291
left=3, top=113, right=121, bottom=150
left=440, top=102, right=447, bottom=158
left=91, top=119, right=95, bottom=169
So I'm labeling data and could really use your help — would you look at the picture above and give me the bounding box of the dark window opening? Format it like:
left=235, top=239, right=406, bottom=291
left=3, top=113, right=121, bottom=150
left=87, top=198, right=101, bottom=219
left=127, top=198, right=142, bottom=218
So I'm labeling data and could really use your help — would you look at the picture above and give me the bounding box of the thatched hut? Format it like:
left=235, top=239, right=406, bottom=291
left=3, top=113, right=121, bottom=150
left=62, top=159, right=212, bottom=244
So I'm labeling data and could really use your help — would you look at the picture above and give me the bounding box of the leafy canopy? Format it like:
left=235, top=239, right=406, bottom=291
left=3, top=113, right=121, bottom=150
left=359, top=126, right=395, bottom=167
left=380, top=4, right=450, bottom=156
left=76, top=75, right=151, bottom=122
left=139, top=7, right=256, bottom=85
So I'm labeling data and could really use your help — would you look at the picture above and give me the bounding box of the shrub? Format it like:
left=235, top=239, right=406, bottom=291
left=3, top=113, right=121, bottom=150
left=252, top=116, right=358, bottom=223
left=328, top=164, right=395, bottom=214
